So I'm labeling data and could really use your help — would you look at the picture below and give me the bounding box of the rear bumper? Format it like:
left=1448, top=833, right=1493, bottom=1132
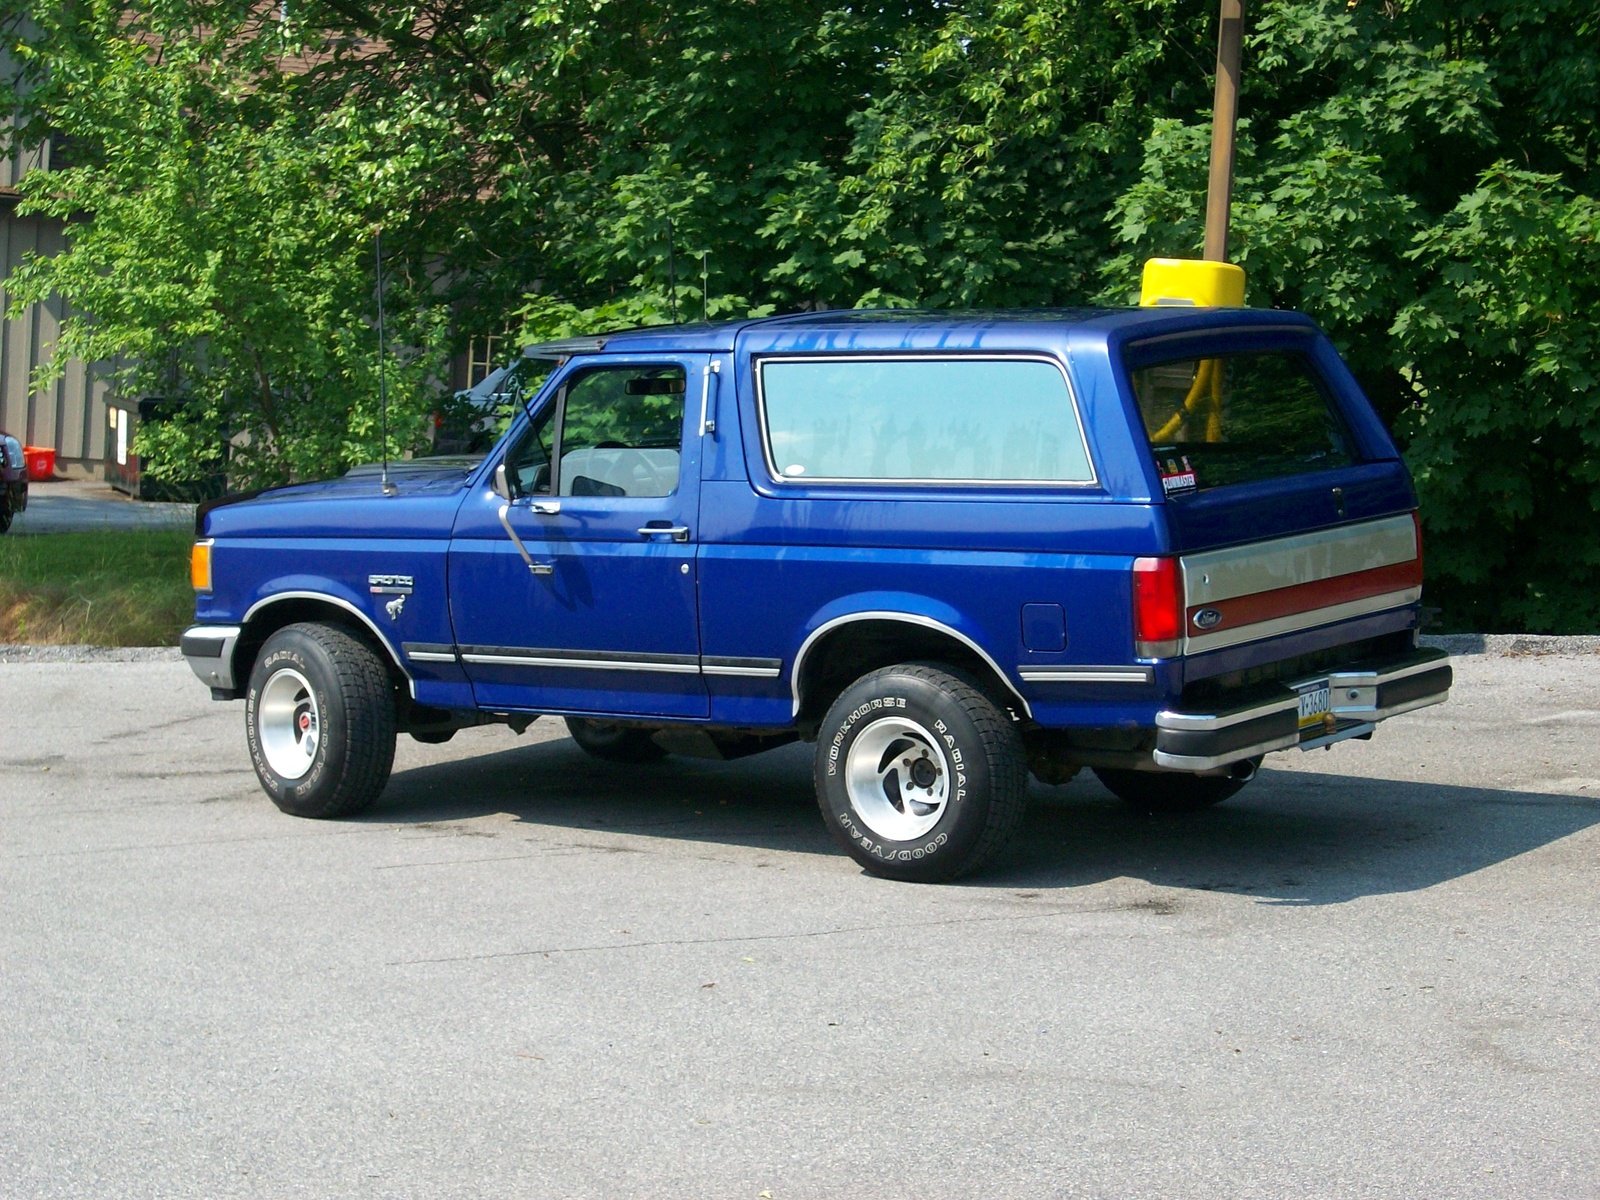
left=1152, top=646, right=1451, bottom=771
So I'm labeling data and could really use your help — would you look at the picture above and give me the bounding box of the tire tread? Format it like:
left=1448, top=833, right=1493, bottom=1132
left=259, top=622, right=396, bottom=818
left=818, top=662, right=1029, bottom=881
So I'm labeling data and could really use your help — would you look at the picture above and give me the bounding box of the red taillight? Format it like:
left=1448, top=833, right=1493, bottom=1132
left=1133, top=556, right=1183, bottom=657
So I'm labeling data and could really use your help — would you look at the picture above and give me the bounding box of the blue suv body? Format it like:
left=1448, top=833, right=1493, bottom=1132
left=183, top=306, right=1451, bottom=880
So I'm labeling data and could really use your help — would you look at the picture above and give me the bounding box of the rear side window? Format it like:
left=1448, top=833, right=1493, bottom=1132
left=1130, top=352, right=1357, bottom=494
left=757, top=357, right=1094, bottom=485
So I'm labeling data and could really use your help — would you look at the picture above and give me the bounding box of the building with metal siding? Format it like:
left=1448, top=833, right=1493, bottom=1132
left=0, top=134, right=114, bottom=478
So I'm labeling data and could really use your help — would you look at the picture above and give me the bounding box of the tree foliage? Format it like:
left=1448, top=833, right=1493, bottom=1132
left=2, top=0, right=1596, bottom=627
left=1, top=2, right=448, bottom=488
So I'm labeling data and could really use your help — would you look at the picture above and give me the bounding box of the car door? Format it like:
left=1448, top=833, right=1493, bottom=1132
left=448, top=354, right=710, bottom=717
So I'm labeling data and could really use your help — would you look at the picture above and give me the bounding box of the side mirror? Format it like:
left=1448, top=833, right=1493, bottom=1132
left=492, top=462, right=513, bottom=502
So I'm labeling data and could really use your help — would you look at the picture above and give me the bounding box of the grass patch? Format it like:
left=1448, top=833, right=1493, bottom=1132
left=0, top=529, right=194, bottom=646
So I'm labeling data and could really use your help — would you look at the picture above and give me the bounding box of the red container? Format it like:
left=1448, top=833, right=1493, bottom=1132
left=24, top=446, right=56, bottom=479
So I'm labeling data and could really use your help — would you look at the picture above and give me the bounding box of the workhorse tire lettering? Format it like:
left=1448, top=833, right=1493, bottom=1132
left=815, top=663, right=1028, bottom=883
left=245, top=622, right=397, bottom=819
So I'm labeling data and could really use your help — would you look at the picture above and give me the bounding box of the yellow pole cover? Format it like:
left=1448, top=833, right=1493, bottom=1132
left=1139, top=258, right=1247, bottom=307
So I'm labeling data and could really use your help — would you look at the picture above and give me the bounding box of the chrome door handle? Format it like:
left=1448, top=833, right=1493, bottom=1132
left=529, top=500, right=562, bottom=515
left=529, top=562, right=554, bottom=576
left=638, top=525, right=690, bottom=542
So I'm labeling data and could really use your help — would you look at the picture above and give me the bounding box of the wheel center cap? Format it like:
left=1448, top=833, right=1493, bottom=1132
left=299, top=713, right=311, bottom=731
left=909, top=758, right=938, bottom=789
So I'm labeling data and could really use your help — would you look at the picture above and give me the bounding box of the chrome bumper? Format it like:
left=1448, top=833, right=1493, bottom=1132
left=1152, top=647, right=1452, bottom=771
left=180, top=625, right=241, bottom=693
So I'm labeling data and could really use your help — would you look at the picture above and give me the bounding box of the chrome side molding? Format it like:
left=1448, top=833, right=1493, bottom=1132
left=1017, top=665, right=1154, bottom=685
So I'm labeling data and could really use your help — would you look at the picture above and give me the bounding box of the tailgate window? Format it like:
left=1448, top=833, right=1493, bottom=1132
left=1130, top=352, right=1357, bottom=494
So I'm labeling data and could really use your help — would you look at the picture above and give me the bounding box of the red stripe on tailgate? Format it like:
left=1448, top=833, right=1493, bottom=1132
left=1189, top=558, right=1422, bottom=633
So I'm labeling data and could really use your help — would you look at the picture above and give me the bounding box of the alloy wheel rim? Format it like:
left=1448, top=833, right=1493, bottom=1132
left=258, top=668, right=321, bottom=781
left=844, top=715, right=952, bottom=842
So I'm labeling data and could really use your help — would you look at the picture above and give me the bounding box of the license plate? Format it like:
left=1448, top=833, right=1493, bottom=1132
left=1297, top=680, right=1331, bottom=729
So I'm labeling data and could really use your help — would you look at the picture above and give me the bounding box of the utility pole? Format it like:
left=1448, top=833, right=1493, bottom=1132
left=1138, top=0, right=1247, bottom=306
left=1203, top=0, right=1244, bottom=263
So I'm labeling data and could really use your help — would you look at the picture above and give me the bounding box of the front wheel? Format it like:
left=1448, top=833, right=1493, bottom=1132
left=245, top=622, right=397, bottom=818
left=1092, top=758, right=1260, bottom=814
left=815, top=663, right=1029, bottom=883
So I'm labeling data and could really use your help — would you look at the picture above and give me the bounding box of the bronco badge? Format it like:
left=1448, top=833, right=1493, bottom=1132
left=368, top=574, right=413, bottom=595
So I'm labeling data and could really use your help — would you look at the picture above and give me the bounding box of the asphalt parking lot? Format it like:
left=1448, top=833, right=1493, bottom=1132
left=3, top=651, right=1598, bottom=1198
left=5, top=479, right=194, bottom=534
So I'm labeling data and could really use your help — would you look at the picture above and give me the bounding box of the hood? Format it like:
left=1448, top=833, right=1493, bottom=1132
left=200, top=459, right=478, bottom=540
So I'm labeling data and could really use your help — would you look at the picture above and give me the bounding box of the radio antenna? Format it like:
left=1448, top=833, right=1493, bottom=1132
left=375, top=228, right=396, bottom=496
left=702, top=251, right=709, bottom=323
left=666, top=216, right=678, bottom=325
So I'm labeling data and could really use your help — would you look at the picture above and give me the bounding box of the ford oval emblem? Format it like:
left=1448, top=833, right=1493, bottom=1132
left=1192, top=608, right=1223, bottom=630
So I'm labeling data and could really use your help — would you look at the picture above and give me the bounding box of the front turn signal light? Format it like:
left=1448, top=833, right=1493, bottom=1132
left=190, top=540, right=213, bottom=592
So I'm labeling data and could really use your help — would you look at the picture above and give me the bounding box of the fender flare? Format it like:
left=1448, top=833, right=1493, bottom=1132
left=240, top=590, right=416, bottom=698
left=790, top=605, right=1031, bottom=720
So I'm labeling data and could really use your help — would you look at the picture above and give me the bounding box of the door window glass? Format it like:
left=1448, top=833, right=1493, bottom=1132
left=558, top=366, right=686, bottom=498
left=501, top=364, right=687, bottom=499
left=756, top=357, right=1093, bottom=484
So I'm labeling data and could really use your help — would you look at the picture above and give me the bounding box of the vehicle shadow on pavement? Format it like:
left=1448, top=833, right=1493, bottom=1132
left=993, top=768, right=1600, bottom=905
left=365, top=737, right=833, bottom=857
left=366, top=738, right=1600, bottom=905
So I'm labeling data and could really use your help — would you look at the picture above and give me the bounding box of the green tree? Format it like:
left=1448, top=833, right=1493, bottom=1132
left=3, top=3, right=448, bottom=488
left=1097, top=1, right=1599, bottom=631
left=1394, top=170, right=1600, bottom=631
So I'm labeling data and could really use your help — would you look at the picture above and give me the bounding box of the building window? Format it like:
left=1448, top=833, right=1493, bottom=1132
left=467, top=336, right=505, bottom=388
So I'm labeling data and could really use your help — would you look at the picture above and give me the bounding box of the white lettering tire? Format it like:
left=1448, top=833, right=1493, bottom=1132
left=245, top=622, right=397, bottom=818
left=814, top=663, right=1028, bottom=882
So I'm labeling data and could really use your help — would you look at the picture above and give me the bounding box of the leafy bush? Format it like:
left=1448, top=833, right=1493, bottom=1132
left=4, top=7, right=449, bottom=490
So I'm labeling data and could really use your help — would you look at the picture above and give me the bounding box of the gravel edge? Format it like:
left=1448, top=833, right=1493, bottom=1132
left=0, top=645, right=184, bottom=663
left=1420, top=634, right=1600, bottom=656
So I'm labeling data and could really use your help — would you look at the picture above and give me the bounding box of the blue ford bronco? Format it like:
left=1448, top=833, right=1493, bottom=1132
left=183, top=306, right=1451, bottom=881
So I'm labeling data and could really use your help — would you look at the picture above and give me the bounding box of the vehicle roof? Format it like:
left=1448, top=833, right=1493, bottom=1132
left=521, top=306, right=1317, bottom=357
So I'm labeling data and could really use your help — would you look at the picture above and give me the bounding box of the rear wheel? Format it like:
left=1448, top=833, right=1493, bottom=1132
left=565, top=717, right=668, bottom=764
left=1093, top=759, right=1260, bottom=814
left=815, top=663, right=1028, bottom=882
left=245, top=622, right=397, bottom=818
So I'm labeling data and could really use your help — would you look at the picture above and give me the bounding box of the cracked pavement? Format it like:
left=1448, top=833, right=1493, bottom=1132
left=3, top=654, right=1598, bottom=1198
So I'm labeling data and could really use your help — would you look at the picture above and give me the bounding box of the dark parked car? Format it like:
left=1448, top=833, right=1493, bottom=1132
left=0, top=431, right=27, bottom=533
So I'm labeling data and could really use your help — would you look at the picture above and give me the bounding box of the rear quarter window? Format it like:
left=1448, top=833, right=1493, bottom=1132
left=756, top=356, right=1095, bottom=485
left=1130, top=351, right=1358, bottom=494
